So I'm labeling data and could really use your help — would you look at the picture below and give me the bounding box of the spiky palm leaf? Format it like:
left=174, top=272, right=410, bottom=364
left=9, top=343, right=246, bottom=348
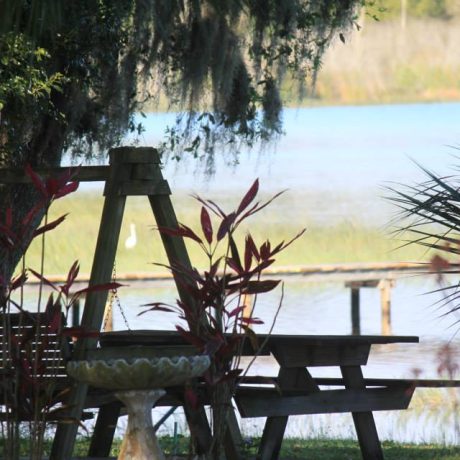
left=388, top=163, right=460, bottom=315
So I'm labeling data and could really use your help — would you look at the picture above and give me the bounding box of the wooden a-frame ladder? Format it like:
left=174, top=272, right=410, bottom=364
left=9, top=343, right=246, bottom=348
left=50, top=146, right=214, bottom=459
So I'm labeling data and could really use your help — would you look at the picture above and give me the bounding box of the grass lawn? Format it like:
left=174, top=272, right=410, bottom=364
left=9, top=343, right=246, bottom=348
left=65, top=436, right=460, bottom=459
left=23, top=191, right=432, bottom=277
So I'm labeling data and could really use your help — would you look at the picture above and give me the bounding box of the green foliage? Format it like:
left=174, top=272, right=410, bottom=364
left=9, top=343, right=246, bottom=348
left=0, top=33, right=65, bottom=163
left=0, top=0, right=362, bottom=167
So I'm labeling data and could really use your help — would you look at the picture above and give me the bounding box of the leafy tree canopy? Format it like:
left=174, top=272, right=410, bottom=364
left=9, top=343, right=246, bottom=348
left=0, top=0, right=363, bottom=168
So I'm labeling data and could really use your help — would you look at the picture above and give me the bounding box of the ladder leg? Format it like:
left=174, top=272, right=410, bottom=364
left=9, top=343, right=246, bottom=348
left=51, top=150, right=128, bottom=460
left=88, top=401, right=122, bottom=457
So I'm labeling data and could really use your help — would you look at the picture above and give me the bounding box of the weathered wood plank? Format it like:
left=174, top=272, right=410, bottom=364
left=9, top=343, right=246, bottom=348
left=224, top=407, right=245, bottom=460
left=0, top=165, right=110, bottom=183
left=236, top=386, right=412, bottom=418
left=271, top=342, right=371, bottom=367
left=238, top=375, right=460, bottom=388
left=51, top=147, right=131, bottom=460
left=113, top=146, right=161, bottom=163
left=341, top=365, right=384, bottom=460
left=257, top=417, right=288, bottom=460
left=257, top=367, right=318, bottom=460
left=99, top=330, right=419, bottom=347
left=88, top=401, right=122, bottom=457
left=120, top=180, right=171, bottom=196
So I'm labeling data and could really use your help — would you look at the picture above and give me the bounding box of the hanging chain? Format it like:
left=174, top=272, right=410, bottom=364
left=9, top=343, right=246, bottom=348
left=104, top=263, right=131, bottom=331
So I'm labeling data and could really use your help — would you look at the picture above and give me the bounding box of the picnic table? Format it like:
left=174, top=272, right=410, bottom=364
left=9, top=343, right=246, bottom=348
left=93, top=331, right=419, bottom=460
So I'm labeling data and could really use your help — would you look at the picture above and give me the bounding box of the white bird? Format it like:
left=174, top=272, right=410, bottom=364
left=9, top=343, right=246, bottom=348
left=124, top=222, right=137, bottom=249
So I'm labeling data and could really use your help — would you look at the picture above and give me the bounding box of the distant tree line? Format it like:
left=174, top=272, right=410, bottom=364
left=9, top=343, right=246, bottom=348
left=369, top=0, right=460, bottom=20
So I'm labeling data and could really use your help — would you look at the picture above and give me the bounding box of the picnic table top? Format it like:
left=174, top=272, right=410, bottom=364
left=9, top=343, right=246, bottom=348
left=99, top=330, right=419, bottom=347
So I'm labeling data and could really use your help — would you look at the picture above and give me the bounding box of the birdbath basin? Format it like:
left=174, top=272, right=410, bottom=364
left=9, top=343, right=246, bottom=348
left=67, top=355, right=210, bottom=460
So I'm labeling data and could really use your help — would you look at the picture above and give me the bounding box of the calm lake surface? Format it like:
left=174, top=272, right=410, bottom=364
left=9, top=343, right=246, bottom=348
left=66, top=102, right=460, bottom=443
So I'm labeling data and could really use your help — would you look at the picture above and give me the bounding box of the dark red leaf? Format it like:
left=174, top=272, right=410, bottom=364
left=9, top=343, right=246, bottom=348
left=204, top=335, right=224, bottom=356
left=200, top=206, right=213, bottom=244
left=157, top=224, right=203, bottom=244
left=29, top=268, right=59, bottom=291
left=34, top=214, right=67, bottom=237
left=237, top=190, right=286, bottom=223
left=11, top=271, right=28, bottom=290
left=192, top=194, right=226, bottom=218
left=46, top=178, right=59, bottom=196
left=226, top=258, right=243, bottom=275
left=61, top=261, right=80, bottom=296
left=240, top=316, right=264, bottom=325
left=273, top=229, right=306, bottom=255
left=242, top=280, right=280, bottom=294
left=260, top=241, right=271, bottom=260
left=54, top=181, right=79, bottom=199
left=228, top=236, right=242, bottom=272
left=209, top=258, right=222, bottom=277
left=244, top=235, right=257, bottom=271
left=237, top=179, right=259, bottom=215
left=48, top=308, right=62, bottom=334
left=176, top=326, right=205, bottom=350
left=255, top=258, right=275, bottom=271
left=217, top=212, right=236, bottom=241
left=5, top=207, right=12, bottom=227
left=227, top=306, right=245, bottom=318
left=21, top=203, right=44, bottom=228
left=74, top=282, right=123, bottom=296
left=25, top=164, right=47, bottom=197
left=184, top=387, right=199, bottom=410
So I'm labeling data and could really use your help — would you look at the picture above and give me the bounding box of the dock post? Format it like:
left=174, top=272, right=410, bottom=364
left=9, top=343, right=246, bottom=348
left=345, top=280, right=380, bottom=336
left=71, top=299, right=80, bottom=327
left=350, top=286, right=361, bottom=335
left=379, top=279, right=394, bottom=336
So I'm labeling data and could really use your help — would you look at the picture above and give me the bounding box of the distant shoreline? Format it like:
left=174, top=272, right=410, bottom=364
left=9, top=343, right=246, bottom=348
left=142, top=19, right=460, bottom=112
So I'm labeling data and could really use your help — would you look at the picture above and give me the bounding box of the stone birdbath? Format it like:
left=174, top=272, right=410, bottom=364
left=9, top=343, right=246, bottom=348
left=67, top=354, right=210, bottom=460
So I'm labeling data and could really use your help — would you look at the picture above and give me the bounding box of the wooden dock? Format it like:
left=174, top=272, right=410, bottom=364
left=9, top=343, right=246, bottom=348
left=31, top=261, right=453, bottom=337
left=24, top=261, right=447, bottom=285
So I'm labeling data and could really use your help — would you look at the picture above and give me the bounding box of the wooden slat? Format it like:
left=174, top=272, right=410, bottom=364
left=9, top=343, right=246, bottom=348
left=258, top=417, right=288, bottom=460
left=240, top=376, right=460, bottom=388
left=341, top=365, right=385, bottom=460
left=236, top=386, right=412, bottom=418
left=112, top=146, right=161, bottom=163
left=258, top=366, right=318, bottom=460
left=0, top=166, right=110, bottom=183
left=99, top=330, right=418, bottom=348
left=120, top=180, right=171, bottom=196
left=88, top=401, right=122, bottom=457
left=271, top=342, right=371, bottom=367
left=51, top=147, right=130, bottom=460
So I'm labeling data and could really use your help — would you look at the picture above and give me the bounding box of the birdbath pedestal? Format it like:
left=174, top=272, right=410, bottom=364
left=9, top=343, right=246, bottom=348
left=67, top=355, right=210, bottom=460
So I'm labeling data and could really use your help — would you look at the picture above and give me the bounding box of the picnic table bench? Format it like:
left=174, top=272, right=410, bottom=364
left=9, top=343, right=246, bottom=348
left=89, top=330, right=423, bottom=460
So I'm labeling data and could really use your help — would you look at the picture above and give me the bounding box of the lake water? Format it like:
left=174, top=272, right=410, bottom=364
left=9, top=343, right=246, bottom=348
left=74, top=102, right=460, bottom=223
left=65, top=102, right=460, bottom=444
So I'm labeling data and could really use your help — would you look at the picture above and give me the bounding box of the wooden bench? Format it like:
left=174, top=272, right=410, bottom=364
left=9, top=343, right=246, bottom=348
left=0, top=312, right=95, bottom=422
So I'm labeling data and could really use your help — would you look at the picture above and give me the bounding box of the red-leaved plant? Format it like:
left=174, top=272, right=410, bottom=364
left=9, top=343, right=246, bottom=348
left=0, top=167, right=120, bottom=460
left=142, top=179, right=304, bottom=458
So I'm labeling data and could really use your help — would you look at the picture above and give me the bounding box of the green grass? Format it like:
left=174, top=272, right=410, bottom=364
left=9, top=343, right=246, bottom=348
left=6, top=436, right=459, bottom=459
left=22, top=191, right=430, bottom=277
left=78, top=436, right=460, bottom=459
